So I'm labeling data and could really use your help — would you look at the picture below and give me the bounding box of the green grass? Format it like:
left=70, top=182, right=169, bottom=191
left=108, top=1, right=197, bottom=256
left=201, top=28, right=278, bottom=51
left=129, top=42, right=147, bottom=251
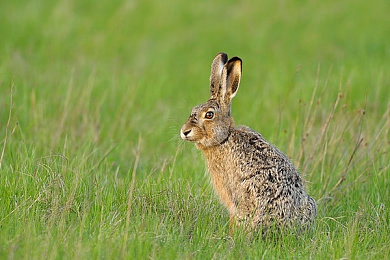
left=1, top=0, right=389, bottom=259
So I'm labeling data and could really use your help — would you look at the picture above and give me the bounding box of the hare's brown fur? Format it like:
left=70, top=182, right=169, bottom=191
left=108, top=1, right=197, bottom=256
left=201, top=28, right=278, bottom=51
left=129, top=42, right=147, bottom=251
left=181, top=53, right=316, bottom=233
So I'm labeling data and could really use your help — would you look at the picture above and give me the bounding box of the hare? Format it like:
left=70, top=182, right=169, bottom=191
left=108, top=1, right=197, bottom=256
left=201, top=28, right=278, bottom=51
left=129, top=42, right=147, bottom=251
left=180, top=52, right=317, bottom=234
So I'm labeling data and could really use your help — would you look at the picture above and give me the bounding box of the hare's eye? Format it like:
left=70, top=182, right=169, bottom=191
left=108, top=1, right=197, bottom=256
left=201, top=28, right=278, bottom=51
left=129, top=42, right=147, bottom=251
left=204, top=111, right=214, bottom=119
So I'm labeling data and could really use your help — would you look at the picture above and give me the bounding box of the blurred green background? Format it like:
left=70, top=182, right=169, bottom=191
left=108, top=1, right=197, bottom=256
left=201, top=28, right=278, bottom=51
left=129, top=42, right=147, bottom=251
left=1, top=0, right=388, bottom=158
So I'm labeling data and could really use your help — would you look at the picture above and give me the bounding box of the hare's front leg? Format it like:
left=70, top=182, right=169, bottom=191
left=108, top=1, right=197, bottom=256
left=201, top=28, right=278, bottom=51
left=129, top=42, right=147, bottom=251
left=229, top=213, right=235, bottom=235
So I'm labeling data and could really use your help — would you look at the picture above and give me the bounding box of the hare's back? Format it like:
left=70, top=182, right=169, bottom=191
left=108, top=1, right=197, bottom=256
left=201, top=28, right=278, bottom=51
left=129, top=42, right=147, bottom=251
left=232, top=126, right=310, bottom=223
left=232, top=126, right=303, bottom=186
left=234, top=126, right=291, bottom=163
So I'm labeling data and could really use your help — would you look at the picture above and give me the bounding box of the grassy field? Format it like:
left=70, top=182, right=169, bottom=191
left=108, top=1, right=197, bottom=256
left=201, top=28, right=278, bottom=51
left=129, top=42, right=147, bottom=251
left=1, top=0, right=389, bottom=259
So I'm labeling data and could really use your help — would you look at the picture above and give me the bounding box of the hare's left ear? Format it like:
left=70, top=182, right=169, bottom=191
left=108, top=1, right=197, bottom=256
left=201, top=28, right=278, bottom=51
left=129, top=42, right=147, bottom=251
left=222, top=57, right=242, bottom=108
left=210, top=52, right=228, bottom=100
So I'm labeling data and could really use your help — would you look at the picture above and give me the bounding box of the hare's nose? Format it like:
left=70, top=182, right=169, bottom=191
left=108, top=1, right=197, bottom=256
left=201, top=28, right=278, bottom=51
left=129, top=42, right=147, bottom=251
left=180, top=128, right=192, bottom=139
left=181, top=129, right=191, bottom=137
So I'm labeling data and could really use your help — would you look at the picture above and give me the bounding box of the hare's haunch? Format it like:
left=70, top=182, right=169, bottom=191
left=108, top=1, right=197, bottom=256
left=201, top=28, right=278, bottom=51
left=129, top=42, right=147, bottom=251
left=181, top=52, right=316, bottom=233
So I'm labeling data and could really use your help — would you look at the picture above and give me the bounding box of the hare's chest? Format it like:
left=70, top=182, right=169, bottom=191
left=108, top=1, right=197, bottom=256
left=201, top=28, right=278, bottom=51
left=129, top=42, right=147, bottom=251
left=203, top=150, right=242, bottom=211
left=207, top=162, right=237, bottom=213
left=204, top=149, right=239, bottom=185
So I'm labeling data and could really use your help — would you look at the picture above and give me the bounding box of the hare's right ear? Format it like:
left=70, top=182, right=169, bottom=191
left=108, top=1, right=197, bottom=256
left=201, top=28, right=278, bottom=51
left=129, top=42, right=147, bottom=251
left=209, top=52, right=228, bottom=100
left=214, top=56, right=242, bottom=114
left=224, top=57, right=242, bottom=102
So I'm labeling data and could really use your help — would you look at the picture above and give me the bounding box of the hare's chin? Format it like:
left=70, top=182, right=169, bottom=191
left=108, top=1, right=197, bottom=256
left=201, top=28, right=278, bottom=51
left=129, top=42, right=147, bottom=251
left=181, top=135, right=197, bottom=142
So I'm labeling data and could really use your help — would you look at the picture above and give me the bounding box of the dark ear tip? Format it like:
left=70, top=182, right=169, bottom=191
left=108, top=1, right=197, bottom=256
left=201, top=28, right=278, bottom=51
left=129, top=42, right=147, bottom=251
left=227, top=56, right=242, bottom=73
left=215, top=52, right=228, bottom=63
left=228, top=56, right=242, bottom=63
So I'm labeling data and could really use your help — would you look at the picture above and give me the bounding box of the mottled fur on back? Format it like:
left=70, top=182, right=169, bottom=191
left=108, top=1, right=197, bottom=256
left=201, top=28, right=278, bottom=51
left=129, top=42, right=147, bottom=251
left=180, top=52, right=316, bottom=234
left=203, top=127, right=316, bottom=231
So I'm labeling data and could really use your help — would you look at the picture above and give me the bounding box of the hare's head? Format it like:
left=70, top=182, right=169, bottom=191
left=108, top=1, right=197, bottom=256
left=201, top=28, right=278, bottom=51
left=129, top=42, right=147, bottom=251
left=180, top=52, right=242, bottom=149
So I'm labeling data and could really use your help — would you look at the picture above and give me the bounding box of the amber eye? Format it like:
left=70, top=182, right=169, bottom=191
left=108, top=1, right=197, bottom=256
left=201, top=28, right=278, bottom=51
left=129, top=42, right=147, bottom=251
left=204, top=111, right=214, bottom=119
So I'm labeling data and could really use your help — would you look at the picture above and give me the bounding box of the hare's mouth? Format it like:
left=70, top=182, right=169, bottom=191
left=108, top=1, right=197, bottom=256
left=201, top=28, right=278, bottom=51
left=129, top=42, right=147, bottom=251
left=180, top=127, right=204, bottom=143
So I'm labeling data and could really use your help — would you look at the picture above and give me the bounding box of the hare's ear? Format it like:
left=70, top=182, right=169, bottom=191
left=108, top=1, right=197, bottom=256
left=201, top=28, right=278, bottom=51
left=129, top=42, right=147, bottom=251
left=210, top=52, right=228, bottom=100
left=224, top=57, right=242, bottom=104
